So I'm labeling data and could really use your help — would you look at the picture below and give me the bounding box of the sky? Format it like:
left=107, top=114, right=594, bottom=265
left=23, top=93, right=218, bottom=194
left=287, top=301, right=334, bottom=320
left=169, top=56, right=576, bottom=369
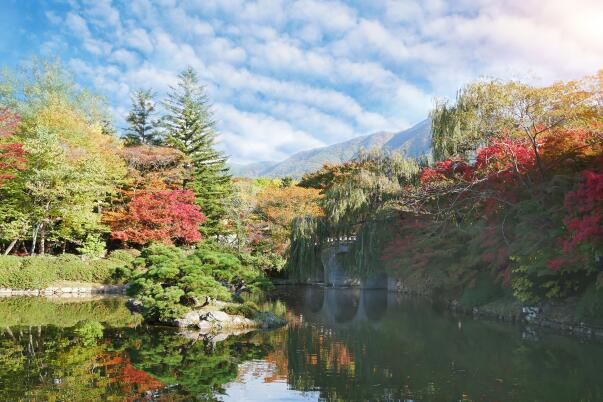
left=1, top=0, right=602, bottom=164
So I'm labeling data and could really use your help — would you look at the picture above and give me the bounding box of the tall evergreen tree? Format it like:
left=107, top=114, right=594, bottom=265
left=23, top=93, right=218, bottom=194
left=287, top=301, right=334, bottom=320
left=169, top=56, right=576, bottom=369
left=124, top=89, right=161, bottom=145
left=163, top=67, right=232, bottom=236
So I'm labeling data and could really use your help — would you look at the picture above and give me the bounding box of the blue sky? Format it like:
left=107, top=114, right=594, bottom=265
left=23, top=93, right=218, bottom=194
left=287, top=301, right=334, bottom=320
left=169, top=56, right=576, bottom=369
left=1, top=0, right=602, bottom=163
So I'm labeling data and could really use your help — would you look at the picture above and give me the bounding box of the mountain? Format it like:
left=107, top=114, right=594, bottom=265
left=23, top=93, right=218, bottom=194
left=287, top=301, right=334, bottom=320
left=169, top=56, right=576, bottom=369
left=229, top=118, right=431, bottom=178
left=229, top=161, right=277, bottom=177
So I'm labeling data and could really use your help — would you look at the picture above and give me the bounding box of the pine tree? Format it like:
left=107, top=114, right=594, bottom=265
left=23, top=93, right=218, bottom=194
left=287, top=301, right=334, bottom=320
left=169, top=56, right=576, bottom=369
left=125, top=89, right=161, bottom=145
left=163, top=67, right=233, bottom=236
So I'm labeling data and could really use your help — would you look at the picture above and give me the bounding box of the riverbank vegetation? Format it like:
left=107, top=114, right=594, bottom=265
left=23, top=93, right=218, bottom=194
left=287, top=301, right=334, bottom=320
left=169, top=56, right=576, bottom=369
left=289, top=70, right=603, bottom=321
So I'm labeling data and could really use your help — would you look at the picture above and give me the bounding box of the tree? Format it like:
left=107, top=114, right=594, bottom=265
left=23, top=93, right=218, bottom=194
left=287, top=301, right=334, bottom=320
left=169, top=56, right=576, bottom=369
left=109, top=189, right=206, bottom=246
left=0, top=109, right=25, bottom=187
left=430, top=72, right=603, bottom=172
left=119, top=144, right=189, bottom=190
left=124, top=89, right=161, bottom=145
left=0, top=60, right=126, bottom=255
left=163, top=67, right=233, bottom=236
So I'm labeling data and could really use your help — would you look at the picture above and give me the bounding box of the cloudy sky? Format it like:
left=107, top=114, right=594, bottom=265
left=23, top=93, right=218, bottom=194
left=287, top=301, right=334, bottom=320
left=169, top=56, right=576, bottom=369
left=1, top=0, right=602, bottom=163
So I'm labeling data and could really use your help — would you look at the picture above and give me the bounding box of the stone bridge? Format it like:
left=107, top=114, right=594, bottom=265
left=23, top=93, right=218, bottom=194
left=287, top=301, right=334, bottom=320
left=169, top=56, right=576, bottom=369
left=318, top=241, right=388, bottom=289
left=295, top=286, right=393, bottom=326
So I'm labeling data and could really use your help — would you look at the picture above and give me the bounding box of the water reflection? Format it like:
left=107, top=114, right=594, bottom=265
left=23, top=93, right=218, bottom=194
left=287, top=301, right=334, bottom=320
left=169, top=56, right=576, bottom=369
left=1, top=290, right=603, bottom=401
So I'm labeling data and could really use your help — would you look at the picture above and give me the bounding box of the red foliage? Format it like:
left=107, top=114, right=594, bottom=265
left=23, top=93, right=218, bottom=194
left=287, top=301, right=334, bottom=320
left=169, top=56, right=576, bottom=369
left=419, top=158, right=472, bottom=184
left=0, top=110, right=26, bottom=186
left=110, top=189, right=206, bottom=246
left=474, top=137, right=536, bottom=178
left=562, top=170, right=603, bottom=252
left=97, top=352, right=165, bottom=400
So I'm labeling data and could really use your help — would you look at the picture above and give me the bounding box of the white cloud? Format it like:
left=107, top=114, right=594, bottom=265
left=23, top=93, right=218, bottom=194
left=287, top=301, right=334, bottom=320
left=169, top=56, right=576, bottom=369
left=43, top=0, right=603, bottom=164
left=217, top=104, right=325, bottom=163
left=126, top=28, right=154, bottom=53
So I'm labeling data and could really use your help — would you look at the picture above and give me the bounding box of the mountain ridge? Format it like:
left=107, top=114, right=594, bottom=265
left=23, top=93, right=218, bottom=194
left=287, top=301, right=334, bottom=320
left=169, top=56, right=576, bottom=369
left=230, top=118, right=431, bottom=178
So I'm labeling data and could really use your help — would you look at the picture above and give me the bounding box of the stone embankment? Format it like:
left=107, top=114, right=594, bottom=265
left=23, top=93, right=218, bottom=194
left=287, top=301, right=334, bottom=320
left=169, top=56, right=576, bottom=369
left=0, top=285, right=126, bottom=297
left=390, top=277, right=603, bottom=340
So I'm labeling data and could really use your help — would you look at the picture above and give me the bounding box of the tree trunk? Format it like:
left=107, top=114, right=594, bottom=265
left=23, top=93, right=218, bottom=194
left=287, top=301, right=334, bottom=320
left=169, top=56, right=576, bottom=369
left=39, top=224, right=45, bottom=256
left=30, top=223, right=40, bottom=255
left=3, top=239, right=18, bottom=255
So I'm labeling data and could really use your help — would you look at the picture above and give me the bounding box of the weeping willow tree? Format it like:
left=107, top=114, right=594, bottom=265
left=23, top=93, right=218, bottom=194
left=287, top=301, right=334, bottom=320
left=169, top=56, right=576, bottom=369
left=288, top=150, right=423, bottom=280
left=430, top=76, right=601, bottom=163
left=430, top=80, right=513, bottom=161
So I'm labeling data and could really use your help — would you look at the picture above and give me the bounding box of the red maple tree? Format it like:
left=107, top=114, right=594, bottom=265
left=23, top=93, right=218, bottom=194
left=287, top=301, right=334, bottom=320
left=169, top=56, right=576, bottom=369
left=0, top=109, right=26, bottom=186
left=110, top=189, right=206, bottom=246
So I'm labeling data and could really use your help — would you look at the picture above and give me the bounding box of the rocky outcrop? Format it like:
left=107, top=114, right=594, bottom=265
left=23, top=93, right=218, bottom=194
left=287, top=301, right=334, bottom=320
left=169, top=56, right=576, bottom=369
left=129, top=300, right=287, bottom=333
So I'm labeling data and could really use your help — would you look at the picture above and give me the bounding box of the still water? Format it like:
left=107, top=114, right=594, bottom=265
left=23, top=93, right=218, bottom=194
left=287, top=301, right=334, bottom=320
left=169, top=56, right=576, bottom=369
left=0, top=287, right=602, bottom=401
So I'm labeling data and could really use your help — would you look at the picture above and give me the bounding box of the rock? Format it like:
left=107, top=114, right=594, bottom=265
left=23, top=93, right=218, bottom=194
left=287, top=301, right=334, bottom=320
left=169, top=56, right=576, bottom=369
left=256, top=311, right=288, bottom=329
left=200, top=311, right=231, bottom=323
left=174, top=311, right=201, bottom=327
left=197, top=320, right=212, bottom=333
left=126, top=299, right=144, bottom=314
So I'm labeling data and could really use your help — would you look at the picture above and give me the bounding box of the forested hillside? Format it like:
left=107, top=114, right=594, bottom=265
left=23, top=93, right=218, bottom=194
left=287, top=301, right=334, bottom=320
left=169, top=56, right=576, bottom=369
left=288, top=71, right=603, bottom=323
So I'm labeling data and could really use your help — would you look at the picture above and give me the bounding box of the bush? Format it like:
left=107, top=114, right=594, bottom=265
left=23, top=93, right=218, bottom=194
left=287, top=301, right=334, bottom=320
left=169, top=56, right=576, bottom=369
left=128, top=243, right=272, bottom=322
left=108, top=249, right=141, bottom=263
left=223, top=301, right=260, bottom=318
left=0, top=254, right=128, bottom=288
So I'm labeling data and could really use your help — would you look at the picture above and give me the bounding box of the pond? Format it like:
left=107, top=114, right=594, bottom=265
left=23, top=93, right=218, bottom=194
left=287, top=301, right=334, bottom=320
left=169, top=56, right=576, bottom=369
left=1, top=287, right=602, bottom=401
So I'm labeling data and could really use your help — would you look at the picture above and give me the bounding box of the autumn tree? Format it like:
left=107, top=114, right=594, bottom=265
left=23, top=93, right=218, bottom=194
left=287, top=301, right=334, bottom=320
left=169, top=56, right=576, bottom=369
left=430, top=72, right=603, bottom=172
left=163, top=67, right=233, bottom=236
left=0, top=109, right=25, bottom=187
left=0, top=60, right=126, bottom=256
left=119, top=144, right=189, bottom=190
left=255, top=182, right=323, bottom=255
left=124, top=89, right=161, bottom=145
left=110, top=189, right=206, bottom=246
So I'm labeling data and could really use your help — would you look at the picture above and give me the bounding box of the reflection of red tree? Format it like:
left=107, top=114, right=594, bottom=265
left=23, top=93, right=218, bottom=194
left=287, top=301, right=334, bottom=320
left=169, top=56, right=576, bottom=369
left=96, top=352, right=165, bottom=400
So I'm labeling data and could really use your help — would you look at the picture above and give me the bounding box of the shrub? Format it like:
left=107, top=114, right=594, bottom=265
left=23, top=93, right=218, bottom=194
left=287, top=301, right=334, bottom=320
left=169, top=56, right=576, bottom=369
left=74, top=320, right=104, bottom=346
left=0, top=254, right=128, bottom=288
left=108, top=249, right=141, bottom=263
left=128, top=243, right=272, bottom=322
left=223, top=301, right=260, bottom=319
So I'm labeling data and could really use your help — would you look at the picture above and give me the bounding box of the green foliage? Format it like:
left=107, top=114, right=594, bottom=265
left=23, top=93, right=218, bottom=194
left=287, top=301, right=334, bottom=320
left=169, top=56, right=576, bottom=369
left=76, top=234, right=107, bottom=258
left=288, top=151, right=422, bottom=280
left=0, top=297, right=140, bottom=327
left=0, top=59, right=126, bottom=255
left=108, top=248, right=141, bottom=263
left=127, top=329, right=270, bottom=398
left=163, top=67, right=233, bottom=236
left=223, top=301, right=260, bottom=318
left=128, top=242, right=272, bottom=322
left=0, top=254, right=127, bottom=288
left=73, top=320, right=104, bottom=346
left=124, top=89, right=161, bottom=145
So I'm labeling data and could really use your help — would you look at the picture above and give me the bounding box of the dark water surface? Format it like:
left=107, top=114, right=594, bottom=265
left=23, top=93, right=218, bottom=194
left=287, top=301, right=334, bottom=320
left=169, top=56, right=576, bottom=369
left=1, top=287, right=602, bottom=401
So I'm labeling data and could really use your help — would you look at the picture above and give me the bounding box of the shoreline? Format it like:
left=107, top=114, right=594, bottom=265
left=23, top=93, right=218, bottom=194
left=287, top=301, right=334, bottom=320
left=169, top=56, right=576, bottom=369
left=274, top=282, right=603, bottom=341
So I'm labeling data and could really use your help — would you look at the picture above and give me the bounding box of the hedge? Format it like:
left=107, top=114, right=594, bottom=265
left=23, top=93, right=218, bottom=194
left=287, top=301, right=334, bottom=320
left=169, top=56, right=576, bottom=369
left=0, top=253, right=132, bottom=289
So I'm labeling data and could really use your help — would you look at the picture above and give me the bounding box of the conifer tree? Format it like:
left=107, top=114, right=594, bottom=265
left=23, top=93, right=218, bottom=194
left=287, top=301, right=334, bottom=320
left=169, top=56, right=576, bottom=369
left=163, top=67, right=232, bottom=236
left=125, top=89, right=161, bottom=145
